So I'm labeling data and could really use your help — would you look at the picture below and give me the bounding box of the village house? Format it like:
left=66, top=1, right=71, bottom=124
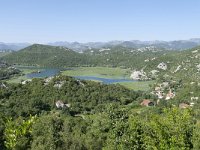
left=140, top=99, right=154, bottom=107
left=155, top=91, right=164, bottom=99
left=165, top=89, right=175, bottom=100
left=179, top=103, right=190, bottom=109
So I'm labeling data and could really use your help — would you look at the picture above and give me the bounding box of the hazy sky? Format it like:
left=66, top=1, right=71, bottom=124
left=0, top=0, right=200, bottom=43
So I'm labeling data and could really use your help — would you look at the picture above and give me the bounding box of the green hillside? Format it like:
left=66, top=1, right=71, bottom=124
left=3, top=44, right=200, bottom=82
left=2, top=44, right=169, bottom=69
left=1, top=75, right=200, bottom=149
left=141, top=46, right=200, bottom=81
left=83, top=46, right=169, bottom=68
left=2, top=44, right=92, bottom=67
left=3, top=44, right=200, bottom=84
left=2, top=46, right=200, bottom=149
left=0, top=61, right=20, bottom=80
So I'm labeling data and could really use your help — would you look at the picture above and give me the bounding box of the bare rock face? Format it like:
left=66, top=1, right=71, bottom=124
left=173, top=65, right=181, bottom=73
left=44, top=77, right=53, bottom=85
left=150, top=70, right=159, bottom=75
left=56, top=100, right=65, bottom=108
left=0, top=83, right=7, bottom=88
left=21, top=79, right=32, bottom=85
left=54, top=81, right=65, bottom=88
left=130, top=70, right=147, bottom=80
left=196, top=64, right=200, bottom=71
left=157, top=62, right=167, bottom=70
left=55, top=100, right=71, bottom=109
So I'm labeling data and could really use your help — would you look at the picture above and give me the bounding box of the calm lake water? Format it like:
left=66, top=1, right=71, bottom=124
left=26, top=68, right=135, bottom=84
left=26, top=69, right=60, bottom=78
left=75, top=76, right=135, bottom=84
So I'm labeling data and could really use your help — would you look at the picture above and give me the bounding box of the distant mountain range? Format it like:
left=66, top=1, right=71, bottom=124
left=48, top=38, right=200, bottom=51
left=1, top=38, right=200, bottom=51
left=0, top=42, right=30, bottom=51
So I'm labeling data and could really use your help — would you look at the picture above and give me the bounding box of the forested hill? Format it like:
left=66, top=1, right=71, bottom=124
left=84, top=45, right=200, bottom=82
left=138, top=46, right=200, bottom=81
left=0, top=75, right=143, bottom=118
left=0, top=61, right=20, bottom=80
left=2, top=44, right=92, bottom=67
left=1, top=75, right=200, bottom=149
left=3, top=44, right=200, bottom=81
left=2, top=44, right=169, bottom=68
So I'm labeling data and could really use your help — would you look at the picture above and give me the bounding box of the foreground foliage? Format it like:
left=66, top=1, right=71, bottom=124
left=0, top=75, right=199, bottom=149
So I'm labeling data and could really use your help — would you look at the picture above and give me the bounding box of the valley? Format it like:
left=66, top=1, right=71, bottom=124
left=1, top=43, right=200, bottom=149
left=1, top=1, right=200, bottom=149
left=5, top=66, right=152, bottom=90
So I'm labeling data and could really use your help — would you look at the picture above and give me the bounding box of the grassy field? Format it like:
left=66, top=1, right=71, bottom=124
left=61, top=67, right=131, bottom=79
left=116, top=80, right=154, bottom=91
left=62, top=67, right=153, bottom=91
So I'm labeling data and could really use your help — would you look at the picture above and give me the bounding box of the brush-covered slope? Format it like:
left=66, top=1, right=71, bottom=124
left=83, top=46, right=169, bottom=68
left=0, top=61, right=20, bottom=80
left=137, top=46, right=200, bottom=81
left=3, top=44, right=171, bottom=68
left=2, top=44, right=92, bottom=67
left=3, top=43, right=200, bottom=81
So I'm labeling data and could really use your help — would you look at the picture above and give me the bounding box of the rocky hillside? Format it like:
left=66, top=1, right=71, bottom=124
left=0, top=61, right=20, bottom=80
left=133, top=46, right=200, bottom=81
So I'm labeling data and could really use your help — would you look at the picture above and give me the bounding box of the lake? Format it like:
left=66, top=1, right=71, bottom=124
left=75, top=76, right=135, bottom=84
left=26, top=68, right=135, bottom=84
left=26, top=68, right=60, bottom=78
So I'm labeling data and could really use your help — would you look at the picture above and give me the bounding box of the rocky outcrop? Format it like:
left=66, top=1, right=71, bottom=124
left=150, top=70, right=159, bottom=78
left=157, top=62, right=167, bottom=70
left=54, top=81, right=65, bottom=88
left=130, top=70, right=148, bottom=80
left=0, top=83, right=7, bottom=88
left=150, top=70, right=159, bottom=75
left=55, top=100, right=71, bottom=109
left=21, top=79, right=32, bottom=85
left=44, top=77, right=53, bottom=84
left=173, top=65, right=181, bottom=73
left=196, top=64, right=200, bottom=71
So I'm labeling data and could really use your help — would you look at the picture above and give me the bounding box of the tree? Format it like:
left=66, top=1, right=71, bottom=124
left=4, top=115, right=37, bottom=150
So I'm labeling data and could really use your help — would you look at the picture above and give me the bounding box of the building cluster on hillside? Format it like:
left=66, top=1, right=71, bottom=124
left=151, top=82, right=175, bottom=100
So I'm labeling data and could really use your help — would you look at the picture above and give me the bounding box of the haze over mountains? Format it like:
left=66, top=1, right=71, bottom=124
left=1, top=38, right=200, bottom=52
left=0, top=42, right=30, bottom=51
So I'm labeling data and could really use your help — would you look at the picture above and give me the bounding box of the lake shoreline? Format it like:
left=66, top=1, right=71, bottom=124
left=6, top=66, right=154, bottom=91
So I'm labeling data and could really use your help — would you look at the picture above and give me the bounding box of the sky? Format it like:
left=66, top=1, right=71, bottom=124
left=0, top=0, right=200, bottom=43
